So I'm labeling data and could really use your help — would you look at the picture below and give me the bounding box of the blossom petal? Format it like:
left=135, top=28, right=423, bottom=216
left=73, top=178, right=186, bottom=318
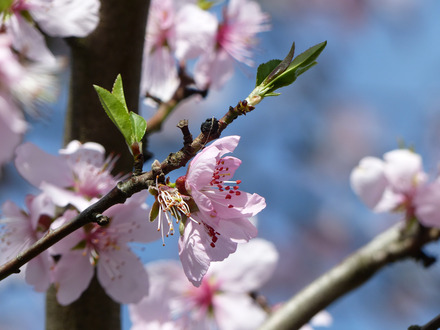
left=209, top=238, right=277, bottom=292
left=383, top=149, right=425, bottom=194
left=350, top=156, right=388, bottom=209
left=25, top=252, right=52, bottom=292
left=213, top=217, right=257, bottom=243
left=15, top=142, right=72, bottom=188
left=174, top=4, right=217, bottom=60
left=105, top=196, right=160, bottom=244
left=31, top=0, right=100, bottom=38
left=97, top=247, right=149, bottom=303
left=178, top=220, right=211, bottom=286
left=7, top=14, right=56, bottom=63
left=214, top=293, right=267, bottom=330
left=202, top=190, right=266, bottom=219
left=40, top=182, right=94, bottom=211
left=59, top=140, right=106, bottom=168
left=52, top=250, right=95, bottom=306
left=414, top=180, right=440, bottom=228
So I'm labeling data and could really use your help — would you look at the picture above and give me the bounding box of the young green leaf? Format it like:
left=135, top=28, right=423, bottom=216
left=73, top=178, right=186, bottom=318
left=94, top=75, right=148, bottom=157
left=111, top=74, right=127, bottom=109
left=93, top=84, right=132, bottom=143
left=130, top=112, right=147, bottom=143
left=268, top=41, right=327, bottom=92
left=256, top=59, right=282, bottom=87
left=246, top=41, right=327, bottom=107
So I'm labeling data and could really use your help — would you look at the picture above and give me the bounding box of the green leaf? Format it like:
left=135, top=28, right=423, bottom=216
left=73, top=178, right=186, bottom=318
left=264, top=42, right=295, bottom=85
left=268, top=41, right=327, bottom=92
left=130, top=112, right=147, bottom=143
left=93, top=84, right=132, bottom=142
left=111, top=74, right=127, bottom=108
left=256, top=59, right=282, bottom=87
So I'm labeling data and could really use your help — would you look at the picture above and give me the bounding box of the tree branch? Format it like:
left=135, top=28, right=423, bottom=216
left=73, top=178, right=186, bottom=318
left=259, top=222, right=440, bottom=330
left=0, top=99, right=254, bottom=281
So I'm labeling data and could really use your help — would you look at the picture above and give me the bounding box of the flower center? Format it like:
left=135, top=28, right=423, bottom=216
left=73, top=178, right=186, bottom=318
left=151, top=181, right=198, bottom=245
left=209, top=159, right=242, bottom=210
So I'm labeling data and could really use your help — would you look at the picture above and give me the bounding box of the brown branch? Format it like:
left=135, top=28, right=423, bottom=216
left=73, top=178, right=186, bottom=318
left=0, top=99, right=252, bottom=281
left=259, top=222, right=440, bottom=330
left=409, top=313, right=440, bottom=330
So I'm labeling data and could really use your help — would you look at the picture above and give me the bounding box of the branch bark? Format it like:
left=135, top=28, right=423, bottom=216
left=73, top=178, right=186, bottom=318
left=259, top=222, right=440, bottom=330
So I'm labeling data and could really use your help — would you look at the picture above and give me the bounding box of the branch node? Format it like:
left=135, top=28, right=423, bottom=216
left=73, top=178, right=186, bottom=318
left=177, top=119, right=193, bottom=146
left=92, top=213, right=110, bottom=226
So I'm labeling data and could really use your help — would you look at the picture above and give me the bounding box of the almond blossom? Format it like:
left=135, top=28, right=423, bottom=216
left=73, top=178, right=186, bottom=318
left=1, top=0, right=100, bottom=63
left=15, top=140, right=119, bottom=211
left=176, top=135, right=266, bottom=286
left=129, top=238, right=279, bottom=330
left=194, top=0, right=270, bottom=89
left=350, top=148, right=440, bottom=227
left=141, top=0, right=216, bottom=103
left=49, top=191, right=159, bottom=305
left=0, top=193, right=55, bottom=292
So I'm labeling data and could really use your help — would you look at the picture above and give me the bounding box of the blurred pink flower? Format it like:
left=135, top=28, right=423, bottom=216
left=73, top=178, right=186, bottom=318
left=194, top=0, right=270, bottom=89
left=0, top=193, right=55, bottom=292
left=15, top=140, right=119, bottom=211
left=177, top=135, right=265, bottom=286
left=129, top=238, right=278, bottom=330
left=350, top=149, right=426, bottom=214
left=350, top=149, right=440, bottom=227
left=1, top=0, right=100, bottom=62
left=141, top=0, right=216, bottom=103
left=50, top=191, right=158, bottom=305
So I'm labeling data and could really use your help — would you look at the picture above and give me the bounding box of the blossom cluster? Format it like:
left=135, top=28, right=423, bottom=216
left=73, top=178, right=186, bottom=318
left=142, top=0, right=270, bottom=103
left=350, top=148, right=440, bottom=227
left=1, top=141, right=157, bottom=305
left=1, top=136, right=269, bottom=310
left=0, top=0, right=100, bottom=173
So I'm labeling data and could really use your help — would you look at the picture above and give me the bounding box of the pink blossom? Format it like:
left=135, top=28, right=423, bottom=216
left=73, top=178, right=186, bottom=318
left=177, top=135, right=266, bottom=286
left=50, top=191, right=159, bottom=305
left=15, top=140, right=119, bottom=211
left=194, top=0, right=270, bottom=89
left=0, top=94, right=26, bottom=172
left=1, top=0, right=100, bottom=62
left=350, top=149, right=426, bottom=213
left=350, top=149, right=440, bottom=227
left=129, top=238, right=278, bottom=330
left=0, top=193, right=55, bottom=292
left=141, top=0, right=216, bottom=102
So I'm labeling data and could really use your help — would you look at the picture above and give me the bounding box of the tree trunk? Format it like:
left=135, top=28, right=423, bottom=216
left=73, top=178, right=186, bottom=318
left=46, top=1, right=150, bottom=329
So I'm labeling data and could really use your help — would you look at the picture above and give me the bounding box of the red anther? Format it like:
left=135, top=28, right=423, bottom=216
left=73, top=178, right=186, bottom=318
left=235, top=191, right=241, bottom=196
left=233, top=186, right=239, bottom=190
left=210, top=242, right=216, bottom=248
left=225, top=194, right=232, bottom=199
left=228, top=204, right=233, bottom=208
left=236, top=180, right=242, bottom=184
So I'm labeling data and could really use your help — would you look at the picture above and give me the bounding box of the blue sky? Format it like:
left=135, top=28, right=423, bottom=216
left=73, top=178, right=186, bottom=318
left=2, top=1, right=440, bottom=329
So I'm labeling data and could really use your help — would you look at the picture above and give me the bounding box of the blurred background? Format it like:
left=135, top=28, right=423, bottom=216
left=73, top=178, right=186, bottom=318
left=2, top=0, right=440, bottom=329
